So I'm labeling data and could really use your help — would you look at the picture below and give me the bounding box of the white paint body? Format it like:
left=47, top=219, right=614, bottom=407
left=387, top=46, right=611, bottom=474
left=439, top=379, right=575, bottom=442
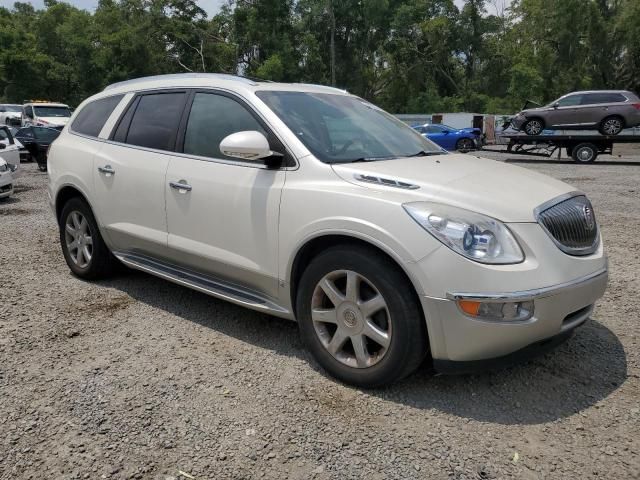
left=47, top=74, right=607, bottom=365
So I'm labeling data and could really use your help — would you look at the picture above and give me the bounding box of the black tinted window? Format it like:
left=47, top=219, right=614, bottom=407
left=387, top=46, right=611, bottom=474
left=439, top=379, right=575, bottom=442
left=125, top=92, right=186, bottom=151
left=33, top=127, right=61, bottom=142
left=582, top=93, right=627, bottom=105
left=183, top=93, right=267, bottom=160
left=72, top=95, right=123, bottom=137
left=557, top=95, right=582, bottom=107
left=17, top=127, right=34, bottom=139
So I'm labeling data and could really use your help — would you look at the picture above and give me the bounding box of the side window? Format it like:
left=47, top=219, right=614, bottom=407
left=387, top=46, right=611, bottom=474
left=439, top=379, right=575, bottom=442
left=183, top=93, right=268, bottom=160
left=583, top=93, right=626, bottom=104
left=71, top=95, right=124, bottom=137
left=123, top=92, right=186, bottom=151
left=557, top=95, right=582, bottom=107
left=426, top=125, right=443, bottom=133
left=18, top=127, right=34, bottom=139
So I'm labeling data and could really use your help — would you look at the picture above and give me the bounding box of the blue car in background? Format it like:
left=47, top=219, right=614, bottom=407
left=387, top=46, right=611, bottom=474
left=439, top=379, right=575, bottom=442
left=412, top=123, right=481, bottom=151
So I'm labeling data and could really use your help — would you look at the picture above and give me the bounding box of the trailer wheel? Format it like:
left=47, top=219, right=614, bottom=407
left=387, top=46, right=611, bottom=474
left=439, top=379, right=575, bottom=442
left=572, top=143, right=598, bottom=163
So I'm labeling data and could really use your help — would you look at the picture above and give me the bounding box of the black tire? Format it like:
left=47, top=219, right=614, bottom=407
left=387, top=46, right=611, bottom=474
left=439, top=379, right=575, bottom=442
left=296, top=245, right=428, bottom=388
left=456, top=138, right=475, bottom=152
left=571, top=143, right=598, bottom=163
left=598, top=116, right=624, bottom=136
left=522, top=118, right=544, bottom=135
left=59, top=197, right=116, bottom=279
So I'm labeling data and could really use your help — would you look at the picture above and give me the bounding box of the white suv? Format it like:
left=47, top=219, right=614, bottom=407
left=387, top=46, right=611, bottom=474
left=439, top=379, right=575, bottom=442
left=48, top=74, right=607, bottom=387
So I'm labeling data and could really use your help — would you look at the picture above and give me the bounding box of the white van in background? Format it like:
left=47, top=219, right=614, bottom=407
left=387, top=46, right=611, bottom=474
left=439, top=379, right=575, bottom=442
left=22, top=102, right=72, bottom=128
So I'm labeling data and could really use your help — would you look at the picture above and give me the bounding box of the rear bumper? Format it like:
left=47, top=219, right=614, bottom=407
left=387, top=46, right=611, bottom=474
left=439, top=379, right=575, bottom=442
left=421, top=268, right=608, bottom=366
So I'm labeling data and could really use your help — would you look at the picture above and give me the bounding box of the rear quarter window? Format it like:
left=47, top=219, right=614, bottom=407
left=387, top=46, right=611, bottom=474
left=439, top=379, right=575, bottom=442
left=71, top=95, right=124, bottom=137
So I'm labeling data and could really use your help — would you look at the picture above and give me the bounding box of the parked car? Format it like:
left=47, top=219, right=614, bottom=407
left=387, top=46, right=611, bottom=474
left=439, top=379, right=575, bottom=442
left=0, top=104, right=22, bottom=126
left=7, top=127, right=29, bottom=162
left=412, top=123, right=481, bottom=151
left=0, top=126, right=21, bottom=175
left=14, top=126, right=61, bottom=171
left=0, top=158, right=13, bottom=200
left=48, top=74, right=607, bottom=387
left=22, top=102, right=72, bottom=128
left=512, top=90, right=640, bottom=136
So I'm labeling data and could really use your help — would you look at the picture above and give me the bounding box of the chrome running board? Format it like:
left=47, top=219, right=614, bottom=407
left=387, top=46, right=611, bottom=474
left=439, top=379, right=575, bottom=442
left=113, top=252, right=291, bottom=318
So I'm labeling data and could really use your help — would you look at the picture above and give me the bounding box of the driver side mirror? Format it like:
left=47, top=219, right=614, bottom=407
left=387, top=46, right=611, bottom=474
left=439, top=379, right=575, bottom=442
left=442, top=130, right=450, bottom=135
left=0, top=143, right=6, bottom=150
left=219, top=131, right=282, bottom=161
left=552, top=102, right=560, bottom=109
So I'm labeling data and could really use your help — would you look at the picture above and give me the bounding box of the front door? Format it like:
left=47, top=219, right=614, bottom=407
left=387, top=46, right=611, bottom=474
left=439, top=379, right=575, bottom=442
left=92, top=91, right=189, bottom=259
left=546, top=93, right=584, bottom=127
left=165, top=91, right=287, bottom=298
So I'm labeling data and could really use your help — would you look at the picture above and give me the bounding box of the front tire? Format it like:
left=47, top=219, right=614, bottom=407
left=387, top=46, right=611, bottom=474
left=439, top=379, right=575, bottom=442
left=296, top=245, right=428, bottom=387
left=59, top=197, right=116, bottom=279
left=456, top=138, right=475, bottom=152
left=522, top=118, right=544, bottom=135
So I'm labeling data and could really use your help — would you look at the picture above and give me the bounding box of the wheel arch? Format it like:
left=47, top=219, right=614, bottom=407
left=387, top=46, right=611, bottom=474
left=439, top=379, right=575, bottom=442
left=288, top=232, right=426, bottom=321
left=55, top=184, right=94, bottom=223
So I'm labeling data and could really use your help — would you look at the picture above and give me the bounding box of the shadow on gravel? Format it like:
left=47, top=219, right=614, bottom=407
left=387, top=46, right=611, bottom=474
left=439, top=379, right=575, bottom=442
left=102, top=271, right=626, bottom=426
left=384, top=319, right=627, bottom=425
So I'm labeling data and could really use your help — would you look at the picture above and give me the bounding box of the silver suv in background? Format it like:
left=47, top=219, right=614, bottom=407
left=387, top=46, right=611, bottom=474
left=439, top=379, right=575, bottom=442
left=512, top=90, right=640, bottom=136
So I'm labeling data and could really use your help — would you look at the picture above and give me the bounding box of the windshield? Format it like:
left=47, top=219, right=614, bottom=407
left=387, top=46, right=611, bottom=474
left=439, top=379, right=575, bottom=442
left=3, top=105, right=21, bottom=112
left=34, top=106, right=71, bottom=117
left=256, top=91, right=443, bottom=163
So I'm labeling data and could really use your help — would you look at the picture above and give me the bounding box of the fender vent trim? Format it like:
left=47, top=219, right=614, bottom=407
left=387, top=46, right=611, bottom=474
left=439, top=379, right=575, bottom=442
left=353, top=174, right=419, bottom=190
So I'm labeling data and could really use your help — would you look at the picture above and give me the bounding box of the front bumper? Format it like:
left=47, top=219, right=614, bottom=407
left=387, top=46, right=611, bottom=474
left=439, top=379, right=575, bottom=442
left=0, top=177, right=13, bottom=198
left=421, top=268, right=608, bottom=366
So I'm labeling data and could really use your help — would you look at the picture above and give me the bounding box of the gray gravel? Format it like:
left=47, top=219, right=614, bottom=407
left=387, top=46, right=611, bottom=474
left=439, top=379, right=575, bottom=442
left=1, top=158, right=639, bottom=480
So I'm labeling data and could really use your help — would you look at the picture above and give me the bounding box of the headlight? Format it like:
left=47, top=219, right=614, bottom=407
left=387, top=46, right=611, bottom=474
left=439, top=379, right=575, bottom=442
left=0, top=162, right=7, bottom=173
left=403, top=202, right=524, bottom=264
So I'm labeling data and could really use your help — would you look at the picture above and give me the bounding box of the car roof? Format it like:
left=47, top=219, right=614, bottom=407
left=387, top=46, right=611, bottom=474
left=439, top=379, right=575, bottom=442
left=562, top=90, right=633, bottom=95
left=25, top=102, right=69, bottom=107
left=101, top=73, right=350, bottom=97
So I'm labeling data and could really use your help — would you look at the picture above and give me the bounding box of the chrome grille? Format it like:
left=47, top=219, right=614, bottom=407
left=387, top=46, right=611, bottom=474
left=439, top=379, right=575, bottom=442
left=536, top=194, right=599, bottom=255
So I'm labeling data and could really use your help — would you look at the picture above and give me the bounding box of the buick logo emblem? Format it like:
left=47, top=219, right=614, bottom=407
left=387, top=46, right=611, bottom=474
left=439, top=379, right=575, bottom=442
left=583, top=205, right=596, bottom=231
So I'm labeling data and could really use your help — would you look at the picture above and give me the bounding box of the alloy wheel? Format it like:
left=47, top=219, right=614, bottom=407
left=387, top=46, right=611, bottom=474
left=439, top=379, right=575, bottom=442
left=602, top=118, right=622, bottom=135
left=311, top=270, right=392, bottom=368
left=524, top=120, right=543, bottom=135
left=64, top=211, right=93, bottom=268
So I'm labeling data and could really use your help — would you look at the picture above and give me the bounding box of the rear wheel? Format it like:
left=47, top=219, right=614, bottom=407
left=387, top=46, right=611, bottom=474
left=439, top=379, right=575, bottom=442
left=296, top=245, right=428, bottom=387
left=59, top=197, right=117, bottom=279
left=456, top=138, right=475, bottom=152
left=599, top=116, right=624, bottom=136
left=522, top=118, right=544, bottom=135
left=571, top=143, right=598, bottom=163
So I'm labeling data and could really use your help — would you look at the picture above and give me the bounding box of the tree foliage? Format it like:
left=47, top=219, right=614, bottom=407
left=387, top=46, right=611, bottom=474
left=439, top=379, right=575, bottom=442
left=0, top=0, right=638, bottom=113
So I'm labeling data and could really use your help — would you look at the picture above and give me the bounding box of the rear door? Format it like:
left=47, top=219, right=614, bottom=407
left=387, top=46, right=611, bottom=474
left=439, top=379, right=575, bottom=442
left=164, top=90, right=287, bottom=298
left=580, top=92, right=628, bottom=126
left=92, top=91, right=189, bottom=259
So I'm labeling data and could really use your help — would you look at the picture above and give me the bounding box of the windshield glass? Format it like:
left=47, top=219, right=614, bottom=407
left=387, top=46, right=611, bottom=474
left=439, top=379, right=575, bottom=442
left=3, top=105, right=21, bottom=112
left=256, top=91, right=443, bottom=163
left=34, top=106, right=71, bottom=117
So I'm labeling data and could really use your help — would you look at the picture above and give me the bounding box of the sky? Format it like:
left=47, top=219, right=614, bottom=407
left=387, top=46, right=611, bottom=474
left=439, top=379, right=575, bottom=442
left=1, top=0, right=511, bottom=17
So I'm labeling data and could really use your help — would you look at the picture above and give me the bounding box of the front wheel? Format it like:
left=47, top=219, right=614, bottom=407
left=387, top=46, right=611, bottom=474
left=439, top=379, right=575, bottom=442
left=456, top=138, right=475, bottom=152
left=522, top=118, right=544, bottom=135
left=296, top=245, right=428, bottom=387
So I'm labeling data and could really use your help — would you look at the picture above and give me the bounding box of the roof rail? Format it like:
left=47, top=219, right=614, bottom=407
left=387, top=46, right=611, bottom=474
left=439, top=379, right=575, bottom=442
left=103, top=73, right=260, bottom=91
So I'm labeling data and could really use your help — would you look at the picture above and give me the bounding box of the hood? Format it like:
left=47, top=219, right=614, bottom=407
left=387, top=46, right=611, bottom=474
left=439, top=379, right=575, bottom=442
left=331, top=154, right=574, bottom=223
left=37, top=117, right=70, bottom=126
left=4, top=112, right=20, bottom=118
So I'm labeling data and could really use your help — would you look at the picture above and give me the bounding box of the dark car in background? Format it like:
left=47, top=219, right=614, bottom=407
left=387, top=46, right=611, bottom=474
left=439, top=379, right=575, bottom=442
left=512, top=90, right=640, bottom=136
left=14, top=126, right=61, bottom=171
left=412, top=123, right=481, bottom=151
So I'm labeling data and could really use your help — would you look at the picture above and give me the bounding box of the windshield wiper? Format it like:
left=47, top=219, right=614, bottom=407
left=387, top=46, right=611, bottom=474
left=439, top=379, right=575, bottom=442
left=407, top=150, right=445, bottom=157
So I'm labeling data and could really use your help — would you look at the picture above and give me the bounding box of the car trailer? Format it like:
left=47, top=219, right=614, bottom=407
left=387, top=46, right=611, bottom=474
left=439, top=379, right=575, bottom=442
left=482, top=133, right=640, bottom=163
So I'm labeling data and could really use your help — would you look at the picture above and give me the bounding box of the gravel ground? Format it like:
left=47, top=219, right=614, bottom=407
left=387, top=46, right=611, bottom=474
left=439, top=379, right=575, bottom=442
left=1, top=156, right=638, bottom=480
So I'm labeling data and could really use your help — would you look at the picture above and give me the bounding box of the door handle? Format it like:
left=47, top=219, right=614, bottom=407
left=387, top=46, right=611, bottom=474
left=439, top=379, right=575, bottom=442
left=97, top=165, right=115, bottom=176
left=169, top=180, right=192, bottom=192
